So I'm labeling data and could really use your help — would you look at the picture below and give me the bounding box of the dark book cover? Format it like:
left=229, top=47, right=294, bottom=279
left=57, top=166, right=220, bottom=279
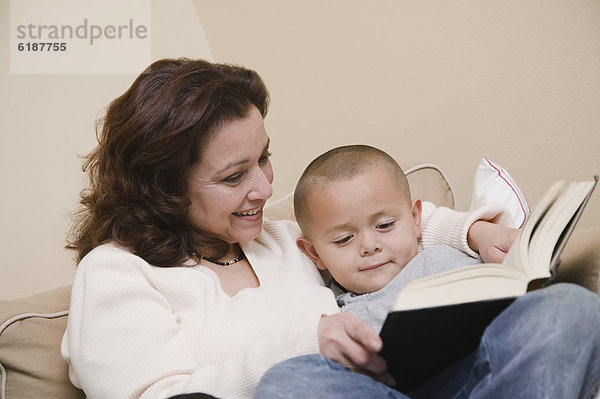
left=379, top=297, right=516, bottom=392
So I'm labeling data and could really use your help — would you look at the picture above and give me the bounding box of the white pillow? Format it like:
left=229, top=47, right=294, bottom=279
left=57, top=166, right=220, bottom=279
left=470, top=158, right=531, bottom=228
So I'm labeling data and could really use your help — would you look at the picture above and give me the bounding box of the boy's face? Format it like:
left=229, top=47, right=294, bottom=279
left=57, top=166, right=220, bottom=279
left=297, top=168, right=422, bottom=294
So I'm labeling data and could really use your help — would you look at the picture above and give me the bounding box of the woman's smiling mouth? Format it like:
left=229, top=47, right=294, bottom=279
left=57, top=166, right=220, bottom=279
left=234, top=208, right=261, bottom=217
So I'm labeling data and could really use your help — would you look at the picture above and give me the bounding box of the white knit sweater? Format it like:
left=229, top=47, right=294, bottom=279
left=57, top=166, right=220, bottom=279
left=61, top=203, right=510, bottom=399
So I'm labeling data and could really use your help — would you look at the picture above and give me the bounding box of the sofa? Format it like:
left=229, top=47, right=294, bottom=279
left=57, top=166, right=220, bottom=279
left=1, top=162, right=599, bottom=399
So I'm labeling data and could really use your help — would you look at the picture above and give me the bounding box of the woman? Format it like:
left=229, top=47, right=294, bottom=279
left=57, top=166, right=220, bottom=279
left=62, top=58, right=600, bottom=399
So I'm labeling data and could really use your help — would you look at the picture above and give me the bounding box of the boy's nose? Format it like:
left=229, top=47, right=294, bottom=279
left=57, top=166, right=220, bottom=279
left=360, top=234, right=382, bottom=256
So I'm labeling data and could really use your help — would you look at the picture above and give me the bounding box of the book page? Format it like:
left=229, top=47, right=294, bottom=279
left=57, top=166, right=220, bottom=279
left=547, top=178, right=598, bottom=271
left=528, top=179, right=598, bottom=276
left=393, top=264, right=529, bottom=311
left=502, top=181, right=567, bottom=274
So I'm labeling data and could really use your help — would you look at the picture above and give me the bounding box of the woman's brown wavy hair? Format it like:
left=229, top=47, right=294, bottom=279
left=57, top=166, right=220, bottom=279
left=67, top=58, right=270, bottom=266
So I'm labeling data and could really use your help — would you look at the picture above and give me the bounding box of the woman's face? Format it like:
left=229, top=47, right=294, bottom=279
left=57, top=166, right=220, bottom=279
left=186, top=106, right=273, bottom=244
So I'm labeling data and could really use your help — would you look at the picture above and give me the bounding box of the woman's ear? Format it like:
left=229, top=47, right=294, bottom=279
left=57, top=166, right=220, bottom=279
left=411, top=198, right=423, bottom=239
left=296, top=237, right=328, bottom=271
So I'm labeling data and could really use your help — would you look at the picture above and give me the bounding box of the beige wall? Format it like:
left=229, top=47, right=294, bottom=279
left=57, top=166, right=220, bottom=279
left=2, top=0, right=599, bottom=299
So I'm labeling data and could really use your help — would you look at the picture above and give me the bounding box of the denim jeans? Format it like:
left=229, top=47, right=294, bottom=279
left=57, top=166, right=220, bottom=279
left=255, top=283, right=600, bottom=399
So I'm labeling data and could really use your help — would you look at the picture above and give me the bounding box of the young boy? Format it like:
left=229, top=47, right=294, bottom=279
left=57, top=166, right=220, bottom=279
left=257, top=145, right=600, bottom=398
left=293, top=144, right=481, bottom=332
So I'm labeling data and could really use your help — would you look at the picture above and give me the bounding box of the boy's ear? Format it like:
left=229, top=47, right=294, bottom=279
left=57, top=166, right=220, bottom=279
left=411, top=198, right=423, bottom=239
left=296, top=237, right=328, bottom=271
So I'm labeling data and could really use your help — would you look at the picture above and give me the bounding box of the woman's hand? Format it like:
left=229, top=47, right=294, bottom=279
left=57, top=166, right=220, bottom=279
left=467, top=220, right=519, bottom=263
left=317, top=313, right=395, bottom=386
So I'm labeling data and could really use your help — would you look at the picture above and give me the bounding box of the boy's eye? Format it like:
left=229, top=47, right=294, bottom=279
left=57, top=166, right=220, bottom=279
left=259, top=151, right=272, bottom=165
left=334, top=235, right=353, bottom=245
left=377, top=221, right=395, bottom=230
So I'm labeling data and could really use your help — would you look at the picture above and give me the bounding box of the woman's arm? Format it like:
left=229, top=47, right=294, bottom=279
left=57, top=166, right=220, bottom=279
left=317, top=313, right=394, bottom=386
left=62, top=244, right=331, bottom=399
left=467, top=221, right=520, bottom=263
left=419, top=201, right=518, bottom=263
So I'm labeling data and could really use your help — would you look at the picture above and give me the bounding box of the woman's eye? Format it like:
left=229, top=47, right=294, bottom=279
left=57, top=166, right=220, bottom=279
left=259, top=151, right=272, bottom=165
left=223, top=173, right=243, bottom=184
left=334, top=235, right=353, bottom=245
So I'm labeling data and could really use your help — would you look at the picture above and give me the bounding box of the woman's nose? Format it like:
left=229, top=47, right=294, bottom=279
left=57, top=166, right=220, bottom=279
left=247, top=167, right=273, bottom=201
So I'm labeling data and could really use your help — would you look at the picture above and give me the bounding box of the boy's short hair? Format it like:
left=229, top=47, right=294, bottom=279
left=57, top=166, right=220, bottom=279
left=294, top=144, right=411, bottom=236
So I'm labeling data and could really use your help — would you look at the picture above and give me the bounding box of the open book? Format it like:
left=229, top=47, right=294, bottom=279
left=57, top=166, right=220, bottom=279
left=379, top=176, right=598, bottom=393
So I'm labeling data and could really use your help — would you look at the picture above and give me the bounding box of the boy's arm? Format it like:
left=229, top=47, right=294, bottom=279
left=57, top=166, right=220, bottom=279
left=419, top=201, right=516, bottom=262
